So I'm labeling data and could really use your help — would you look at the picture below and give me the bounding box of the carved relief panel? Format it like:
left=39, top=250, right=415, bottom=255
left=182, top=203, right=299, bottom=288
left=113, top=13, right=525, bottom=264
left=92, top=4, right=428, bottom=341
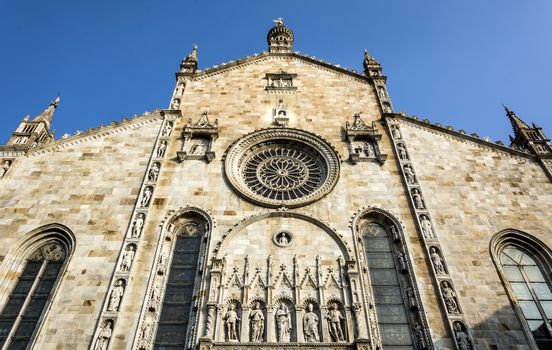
left=345, top=113, right=387, bottom=165
left=178, top=112, right=219, bottom=163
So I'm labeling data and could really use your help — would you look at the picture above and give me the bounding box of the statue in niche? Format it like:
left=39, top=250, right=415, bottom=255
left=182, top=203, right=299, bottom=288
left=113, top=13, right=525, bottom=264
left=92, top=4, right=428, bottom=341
left=276, top=304, right=291, bottom=342
left=454, top=322, right=472, bottom=350
left=275, top=231, right=291, bottom=246
left=141, top=187, right=153, bottom=207
left=420, top=215, right=435, bottom=239
left=403, top=164, right=415, bottom=184
left=363, top=142, right=374, bottom=157
left=176, top=82, right=186, bottom=95
left=397, top=143, right=408, bottom=160
left=157, top=140, right=167, bottom=158
left=190, top=140, right=207, bottom=155
left=411, top=189, right=424, bottom=209
left=148, top=163, right=160, bottom=182
left=396, top=252, right=408, bottom=273
left=406, top=287, right=417, bottom=310
left=383, top=103, right=392, bottom=113
left=249, top=302, right=264, bottom=342
left=354, top=144, right=363, bottom=154
left=94, top=320, right=113, bottom=350
left=140, top=320, right=153, bottom=340
left=430, top=247, right=445, bottom=274
left=107, top=279, right=124, bottom=312
left=120, top=245, right=135, bottom=272
left=390, top=225, right=400, bottom=242
left=131, top=213, right=145, bottom=238
left=224, top=304, right=240, bottom=341
left=327, top=303, right=345, bottom=342
left=378, top=86, right=386, bottom=99
left=303, top=303, right=320, bottom=342
left=441, top=281, right=459, bottom=314
left=162, top=122, right=173, bottom=137
left=170, top=98, right=180, bottom=110
left=392, top=125, right=401, bottom=139
left=0, top=160, right=11, bottom=178
left=151, top=279, right=163, bottom=302
left=414, top=323, right=427, bottom=349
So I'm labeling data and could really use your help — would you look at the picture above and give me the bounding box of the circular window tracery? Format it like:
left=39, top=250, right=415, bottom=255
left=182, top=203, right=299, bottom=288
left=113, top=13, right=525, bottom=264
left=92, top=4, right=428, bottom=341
left=224, top=129, right=340, bottom=208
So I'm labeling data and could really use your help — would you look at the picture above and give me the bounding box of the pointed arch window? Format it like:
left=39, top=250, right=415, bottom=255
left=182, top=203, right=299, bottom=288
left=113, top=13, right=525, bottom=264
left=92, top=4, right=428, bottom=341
left=492, top=230, right=552, bottom=349
left=362, top=222, right=414, bottom=349
left=0, top=241, right=67, bottom=349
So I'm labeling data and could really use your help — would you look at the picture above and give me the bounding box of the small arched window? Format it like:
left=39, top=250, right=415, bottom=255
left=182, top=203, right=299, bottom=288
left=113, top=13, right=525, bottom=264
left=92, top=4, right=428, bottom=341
left=0, top=241, right=68, bottom=349
left=491, top=230, right=552, bottom=349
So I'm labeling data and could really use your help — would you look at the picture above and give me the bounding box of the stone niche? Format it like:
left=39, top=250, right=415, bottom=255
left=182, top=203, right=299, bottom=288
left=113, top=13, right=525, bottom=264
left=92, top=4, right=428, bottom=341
left=202, top=212, right=363, bottom=349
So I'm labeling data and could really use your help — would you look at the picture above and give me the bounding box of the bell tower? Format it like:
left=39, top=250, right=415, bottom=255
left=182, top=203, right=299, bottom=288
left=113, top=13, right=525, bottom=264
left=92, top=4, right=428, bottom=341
left=7, top=97, right=59, bottom=147
left=267, top=18, right=294, bottom=53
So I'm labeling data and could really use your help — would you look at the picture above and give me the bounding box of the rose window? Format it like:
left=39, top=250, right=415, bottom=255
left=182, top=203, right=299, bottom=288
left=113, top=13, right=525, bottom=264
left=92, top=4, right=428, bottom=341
left=224, top=129, right=340, bottom=208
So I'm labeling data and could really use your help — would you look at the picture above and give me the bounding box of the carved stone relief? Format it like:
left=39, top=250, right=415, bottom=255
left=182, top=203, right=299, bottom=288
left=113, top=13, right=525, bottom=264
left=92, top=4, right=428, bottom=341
left=345, top=113, right=387, bottom=165
left=177, top=111, right=219, bottom=163
left=273, top=98, right=289, bottom=127
left=0, top=159, right=12, bottom=179
left=94, top=319, right=113, bottom=350
left=265, top=72, right=297, bottom=92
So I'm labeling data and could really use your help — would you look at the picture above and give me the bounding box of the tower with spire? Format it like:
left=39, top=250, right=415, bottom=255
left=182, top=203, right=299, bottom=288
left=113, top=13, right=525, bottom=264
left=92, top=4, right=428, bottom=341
left=7, top=96, right=59, bottom=148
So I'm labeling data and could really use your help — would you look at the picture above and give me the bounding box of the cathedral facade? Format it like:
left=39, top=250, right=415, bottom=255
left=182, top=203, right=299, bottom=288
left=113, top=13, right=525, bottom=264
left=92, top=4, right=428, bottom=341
left=1, top=20, right=552, bottom=350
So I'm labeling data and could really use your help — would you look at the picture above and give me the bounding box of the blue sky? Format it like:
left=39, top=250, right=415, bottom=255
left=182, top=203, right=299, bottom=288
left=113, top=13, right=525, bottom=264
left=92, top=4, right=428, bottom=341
left=1, top=1, right=551, bottom=144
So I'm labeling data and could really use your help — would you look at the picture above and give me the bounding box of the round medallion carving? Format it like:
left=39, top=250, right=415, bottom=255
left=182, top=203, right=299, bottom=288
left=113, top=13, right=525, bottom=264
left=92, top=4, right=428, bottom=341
left=224, top=128, right=340, bottom=208
left=273, top=231, right=293, bottom=247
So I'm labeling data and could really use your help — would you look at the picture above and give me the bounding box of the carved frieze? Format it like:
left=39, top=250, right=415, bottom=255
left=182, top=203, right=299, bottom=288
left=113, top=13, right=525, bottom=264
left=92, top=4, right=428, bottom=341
left=265, top=72, right=297, bottom=92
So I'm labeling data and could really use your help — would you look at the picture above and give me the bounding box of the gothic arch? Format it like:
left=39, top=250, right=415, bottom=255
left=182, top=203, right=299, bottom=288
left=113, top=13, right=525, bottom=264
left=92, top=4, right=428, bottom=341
left=134, top=205, right=215, bottom=350
left=350, top=206, right=432, bottom=350
left=490, top=229, right=552, bottom=349
left=0, top=223, right=75, bottom=349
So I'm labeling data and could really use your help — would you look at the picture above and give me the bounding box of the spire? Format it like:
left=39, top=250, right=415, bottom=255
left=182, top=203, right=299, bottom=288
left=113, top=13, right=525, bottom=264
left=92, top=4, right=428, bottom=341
left=363, top=49, right=382, bottom=77
left=186, top=44, right=198, bottom=62
left=179, top=45, right=198, bottom=75
left=32, top=96, right=60, bottom=130
left=267, top=18, right=294, bottom=53
left=503, top=104, right=529, bottom=137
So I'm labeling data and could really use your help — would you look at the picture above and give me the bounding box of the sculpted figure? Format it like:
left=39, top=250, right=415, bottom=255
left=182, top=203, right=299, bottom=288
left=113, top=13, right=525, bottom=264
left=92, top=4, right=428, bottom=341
left=420, top=215, right=435, bottom=239
left=396, top=252, right=408, bottom=273
left=412, top=189, right=424, bottom=209
left=397, top=143, right=408, bottom=160
left=176, top=82, right=186, bottom=95
left=151, top=279, right=163, bottom=302
left=162, top=122, right=172, bottom=136
left=276, top=304, right=291, bottom=342
left=120, top=245, right=135, bottom=271
left=392, top=125, right=401, bottom=139
left=454, top=322, right=472, bottom=350
left=406, top=287, right=417, bottom=310
left=278, top=232, right=289, bottom=245
left=303, top=303, right=319, bottom=342
left=148, top=162, right=160, bottom=182
left=414, top=323, right=427, bottom=349
left=107, top=279, right=124, bottom=312
left=249, top=302, right=264, bottom=342
left=94, top=320, right=113, bottom=350
left=141, top=187, right=153, bottom=207
left=326, top=303, right=345, bottom=342
left=378, top=86, right=386, bottom=99
left=403, top=164, right=415, bottom=183
left=430, top=247, right=445, bottom=274
left=170, top=98, right=180, bottom=110
left=131, top=213, right=145, bottom=238
left=390, top=225, right=400, bottom=242
left=442, top=281, right=459, bottom=314
left=0, top=160, right=11, bottom=178
left=190, top=141, right=206, bottom=155
left=363, top=142, right=374, bottom=157
left=157, top=140, right=167, bottom=158
left=140, top=321, right=152, bottom=340
left=224, top=304, right=240, bottom=341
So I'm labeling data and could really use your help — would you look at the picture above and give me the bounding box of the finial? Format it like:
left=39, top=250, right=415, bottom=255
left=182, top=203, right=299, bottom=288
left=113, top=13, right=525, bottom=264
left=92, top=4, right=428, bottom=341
left=51, top=95, right=60, bottom=108
left=273, top=17, right=284, bottom=26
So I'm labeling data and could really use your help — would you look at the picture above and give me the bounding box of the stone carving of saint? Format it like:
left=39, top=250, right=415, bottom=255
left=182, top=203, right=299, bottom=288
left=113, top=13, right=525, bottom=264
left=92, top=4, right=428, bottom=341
left=430, top=247, right=445, bottom=274
left=94, top=320, right=113, bottom=350
left=140, top=321, right=152, bottom=340
left=390, top=225, right=400, bottom=242
left=414, top=323, right=427, bottom=349
left=454, top=322, right=472, bottom=350
left=170, top=99, right=180, bottom=110
left=277, top=232, right=289, bottom=245
left=249, top=302, right=264, bottom=342
left=411, top=189, right=424, bottom=209
left=420, top=215, right=435, bottom=239
left=406, top=287, right=417, bottom=310
left=303, top=303, right=319, bottom=342
left=0, top=160, right=11, bottom=178
left=151, top=279, right=163, bottom=302
left=403, top=164, right=415, bottom=184
left=162, top=122, right=172, bottom=137
left=276, top=304, right=291, bottom=342
left=190, top=141, right=206, bottom=155
left=176, top=82, right=186, bottom=95
left=327, top=303, right=345, bottom=342
left=397, top=144, right=408, bottom=160
left=224, top=304, right=240, bottom=341
left=442, top=281, right=459, bottom=314
left=120, top=245, right=135, bottom=272
left=148, top=163, right=160, bottom=182
left=141, top=187, right=153, bottom=207
left=157, top=141, right=167, bottom=158
left=392, top=125, right=401, bottom=139
left=107, top=279, right=124, bottom=312
left=378, top=86, right=386, bottom=99
left=363, top=142, right=374, bottom=157
left=131, top=213, right=145, bottom=237
left=396, top=252, right=408, bottom=273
